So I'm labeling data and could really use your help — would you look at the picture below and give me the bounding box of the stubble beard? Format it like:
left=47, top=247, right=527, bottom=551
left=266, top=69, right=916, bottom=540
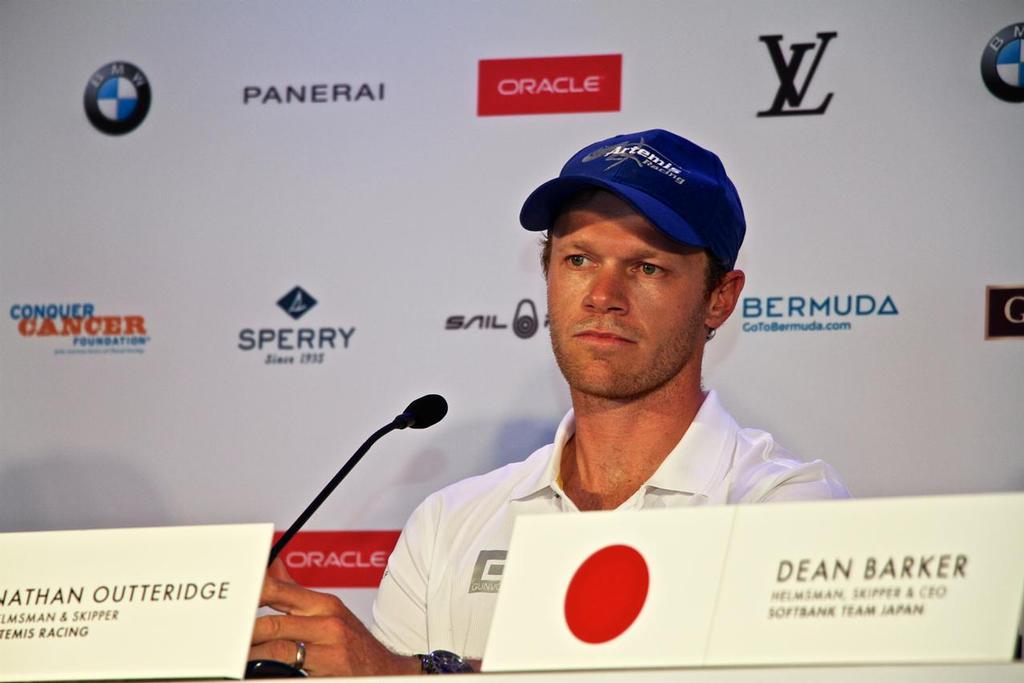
left=548, top=309, right=706, bottom=402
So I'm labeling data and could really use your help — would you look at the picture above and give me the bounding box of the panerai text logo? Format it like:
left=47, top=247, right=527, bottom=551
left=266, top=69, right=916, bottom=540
left=243, top=82, right=385, bottom=105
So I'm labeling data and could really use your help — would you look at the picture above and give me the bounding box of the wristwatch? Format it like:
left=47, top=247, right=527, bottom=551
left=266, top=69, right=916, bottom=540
left=417, top=650, right=473, bottom=673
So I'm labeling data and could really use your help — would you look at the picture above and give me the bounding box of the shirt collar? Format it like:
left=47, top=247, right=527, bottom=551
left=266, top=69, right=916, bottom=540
left=509, top=390, right=737, bottom=502
left=509, top=409, right=576, bottom=501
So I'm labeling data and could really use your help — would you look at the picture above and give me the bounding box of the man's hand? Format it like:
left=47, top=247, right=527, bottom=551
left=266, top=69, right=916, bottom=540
left=249, top=560, right=422, bottom=677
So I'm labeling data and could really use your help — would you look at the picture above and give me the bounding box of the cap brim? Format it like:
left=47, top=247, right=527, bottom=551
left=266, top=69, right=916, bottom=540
left=519, top=175, right=709, bottom=251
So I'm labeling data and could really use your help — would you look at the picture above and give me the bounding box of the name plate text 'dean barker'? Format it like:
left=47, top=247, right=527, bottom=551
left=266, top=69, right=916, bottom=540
left=706, top=494, right=1024, bottom=665
left=0, top=524, right=272, bottom=681
left=484, top=494, right=1024, bottom=671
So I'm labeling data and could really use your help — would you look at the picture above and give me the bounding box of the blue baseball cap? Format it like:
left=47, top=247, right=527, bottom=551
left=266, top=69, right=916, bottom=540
left=519, top=129, right=746, bottom=269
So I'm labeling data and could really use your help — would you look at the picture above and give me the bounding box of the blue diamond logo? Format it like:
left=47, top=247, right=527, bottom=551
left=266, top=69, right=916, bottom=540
left=277, top=286, right=317, bottom=320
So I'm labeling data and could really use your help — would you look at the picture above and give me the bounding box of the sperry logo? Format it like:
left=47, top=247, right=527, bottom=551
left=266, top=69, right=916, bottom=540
left=469, top=550, right=507, bottom=593
left=583, top=140, right=685, bottom=185
left=757, top=31, right=837, bottom=117
left=276, top=286, right=318, bottom=321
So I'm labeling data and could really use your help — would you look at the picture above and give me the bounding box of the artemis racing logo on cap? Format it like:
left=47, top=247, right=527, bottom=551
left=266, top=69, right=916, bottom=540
left=469, top=550, right=507, bottom=593
left=583, top=139, right=686, bottom=185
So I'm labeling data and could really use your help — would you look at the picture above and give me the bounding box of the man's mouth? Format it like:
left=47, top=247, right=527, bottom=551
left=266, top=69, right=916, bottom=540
left=572, top=329, right=637, bottom=346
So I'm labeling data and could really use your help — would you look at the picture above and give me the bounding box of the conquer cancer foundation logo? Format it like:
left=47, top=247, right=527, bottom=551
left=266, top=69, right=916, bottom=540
left=9, top=302, right=150, bottom=355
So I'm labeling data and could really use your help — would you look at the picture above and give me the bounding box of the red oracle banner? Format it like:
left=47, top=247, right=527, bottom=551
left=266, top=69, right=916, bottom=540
left=478, top=54, right=622, bottom=116
left=273, top=530, right=401, bottom=588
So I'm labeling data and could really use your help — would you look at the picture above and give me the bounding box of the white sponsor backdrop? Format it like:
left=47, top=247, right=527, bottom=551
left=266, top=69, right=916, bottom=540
left=1, top=1, right=1022, bottom=619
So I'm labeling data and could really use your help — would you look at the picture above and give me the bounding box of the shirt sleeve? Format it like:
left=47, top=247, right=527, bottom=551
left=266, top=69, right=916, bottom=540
left=369, top=495, right=439, bottom=655
left=743, top=459, right=851, bottom=503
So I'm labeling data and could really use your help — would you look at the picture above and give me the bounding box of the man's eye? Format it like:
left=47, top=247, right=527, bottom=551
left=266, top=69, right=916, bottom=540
left=567, top=255, right=586, bottom=267
left=640, top=263, right=661, bottom=276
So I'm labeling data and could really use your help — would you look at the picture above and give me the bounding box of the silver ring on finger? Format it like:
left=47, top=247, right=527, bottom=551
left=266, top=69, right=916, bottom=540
left=294, top=640, right=306, bottom=670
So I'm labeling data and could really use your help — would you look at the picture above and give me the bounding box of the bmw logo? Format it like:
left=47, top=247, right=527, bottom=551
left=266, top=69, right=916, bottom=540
left=981, top=23, right=1024, bottom=103
left=83, top=62, right=152, bottom=135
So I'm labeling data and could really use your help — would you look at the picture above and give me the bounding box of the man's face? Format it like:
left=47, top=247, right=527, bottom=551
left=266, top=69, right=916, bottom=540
left=546, top=191, right=712, bottom=401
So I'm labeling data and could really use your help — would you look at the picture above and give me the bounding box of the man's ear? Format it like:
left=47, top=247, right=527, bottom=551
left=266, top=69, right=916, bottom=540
left=706, top=270, right=745, bottom=330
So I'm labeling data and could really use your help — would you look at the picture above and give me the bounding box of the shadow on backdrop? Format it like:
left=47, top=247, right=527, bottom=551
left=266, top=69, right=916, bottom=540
left=0, top=451, right=170, bottom=532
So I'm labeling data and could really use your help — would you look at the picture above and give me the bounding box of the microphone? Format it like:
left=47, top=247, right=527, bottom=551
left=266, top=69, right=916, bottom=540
left=392, top=393, right=448, bottom=430
left=267, top=394, right=448, bottom=565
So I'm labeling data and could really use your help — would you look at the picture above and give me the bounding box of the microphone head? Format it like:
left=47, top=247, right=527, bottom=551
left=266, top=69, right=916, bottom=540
left=397, top=394, right=448, bottom=429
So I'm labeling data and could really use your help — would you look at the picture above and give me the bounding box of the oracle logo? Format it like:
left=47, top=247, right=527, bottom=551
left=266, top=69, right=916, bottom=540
left=496, top=75, right=602, bottom=96
left=272, top=530, right=400, bottom=588
left=284, top=550, right=388, bottom=570
left=478, top=54, right=621, bottom=116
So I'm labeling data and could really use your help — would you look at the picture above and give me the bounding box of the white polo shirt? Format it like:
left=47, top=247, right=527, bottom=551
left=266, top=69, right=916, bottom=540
left=370, top=390, right=849, bottom=658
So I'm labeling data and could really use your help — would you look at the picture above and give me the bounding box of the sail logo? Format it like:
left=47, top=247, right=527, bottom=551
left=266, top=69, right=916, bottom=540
left=445, top=298, right=547, bottom=340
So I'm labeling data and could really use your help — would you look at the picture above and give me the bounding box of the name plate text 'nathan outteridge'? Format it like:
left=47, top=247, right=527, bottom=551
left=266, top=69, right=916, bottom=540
left=484, top=493, right=1024, bottom=672
left=0, top=524, right=272, bottom=682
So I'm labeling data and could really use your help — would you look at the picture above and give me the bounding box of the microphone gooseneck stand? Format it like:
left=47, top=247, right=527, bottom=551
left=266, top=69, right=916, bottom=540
left=246, top=394, right=448, bottom=678
left=268, top=420, right=396, bottom=566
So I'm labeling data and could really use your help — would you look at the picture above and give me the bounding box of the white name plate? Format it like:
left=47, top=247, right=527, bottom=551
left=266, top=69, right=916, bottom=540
left=484, top=506, right=736, bottom=671
left=483, top=493, right=1024, bottom=672
left=706, top=494, right=1024, bottom=665
left=0, top=523, right=273, bottom=681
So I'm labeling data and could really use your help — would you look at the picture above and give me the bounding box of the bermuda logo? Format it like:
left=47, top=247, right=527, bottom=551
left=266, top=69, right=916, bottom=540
left=981, top=23, right=1024, bottom=102
left=277, top=286, right=318, bottom=321
left=742, top=293, right=898, bottom=334
left=757, top=32, right=837, bottom=117
left=469, top=550, right=507, bottom=593
left=583, top=139, right=685, bottom=185
left=83, top=62, right=151, bottom=135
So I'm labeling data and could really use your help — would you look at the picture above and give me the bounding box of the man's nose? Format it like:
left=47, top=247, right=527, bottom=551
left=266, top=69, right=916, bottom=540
left=583, top=267, right=629, bottom=314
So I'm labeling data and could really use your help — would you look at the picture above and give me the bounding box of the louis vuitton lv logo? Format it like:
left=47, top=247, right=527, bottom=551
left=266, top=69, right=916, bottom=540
left=758, top=32, right=837, bottom=117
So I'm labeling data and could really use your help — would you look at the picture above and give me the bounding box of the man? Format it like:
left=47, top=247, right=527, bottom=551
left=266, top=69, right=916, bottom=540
left=249, top=129, right=849, bottom=676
